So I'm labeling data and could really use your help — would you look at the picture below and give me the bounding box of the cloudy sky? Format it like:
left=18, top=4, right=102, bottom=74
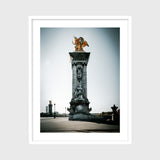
left=40, top=28, right=120, bottom=113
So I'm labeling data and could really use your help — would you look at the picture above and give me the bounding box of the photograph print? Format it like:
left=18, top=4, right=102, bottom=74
left=40, top=28, right=120, bottom=133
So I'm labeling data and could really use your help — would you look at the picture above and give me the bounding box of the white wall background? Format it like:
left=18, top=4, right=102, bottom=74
left=0, top=0, right=160, bottom=160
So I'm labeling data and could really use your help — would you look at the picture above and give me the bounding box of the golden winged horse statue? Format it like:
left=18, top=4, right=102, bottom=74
left=72, top=36, right=89, bottom=51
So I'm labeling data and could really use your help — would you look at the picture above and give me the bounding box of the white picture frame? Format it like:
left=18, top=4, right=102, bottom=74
left=29, top=16, right=132, bottom=144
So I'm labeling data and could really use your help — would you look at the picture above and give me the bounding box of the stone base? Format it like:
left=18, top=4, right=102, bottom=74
left=69, top=113, right=92, bottom=121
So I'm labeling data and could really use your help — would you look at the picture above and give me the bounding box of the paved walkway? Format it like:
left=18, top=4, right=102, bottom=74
left=41, top=117, right=120, bottom=132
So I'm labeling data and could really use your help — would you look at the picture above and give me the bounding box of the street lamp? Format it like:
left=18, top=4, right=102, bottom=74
left=65, top=107, right=66, bottom=117
left=54, top=103, right=56, bottom=119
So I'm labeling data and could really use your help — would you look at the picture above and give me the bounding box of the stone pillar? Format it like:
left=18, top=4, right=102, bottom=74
left=48, top=100, right=53, bottom=116
left=68, top=52, right=92, bottom=121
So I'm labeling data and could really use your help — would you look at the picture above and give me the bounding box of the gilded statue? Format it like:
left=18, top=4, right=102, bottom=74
left=72, top=36, right=89, bottom=51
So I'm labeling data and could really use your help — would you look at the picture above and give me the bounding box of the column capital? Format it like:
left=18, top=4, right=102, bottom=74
left=72, top=61, right=87, bottom=66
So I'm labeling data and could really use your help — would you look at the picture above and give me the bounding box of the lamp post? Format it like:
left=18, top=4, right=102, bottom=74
left=54, top=103, right=56, bottom=119
left=65, top=107, right=66, bottom=117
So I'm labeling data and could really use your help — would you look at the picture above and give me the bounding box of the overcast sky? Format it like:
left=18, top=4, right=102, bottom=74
left=40, top=28, right=120, bottom=113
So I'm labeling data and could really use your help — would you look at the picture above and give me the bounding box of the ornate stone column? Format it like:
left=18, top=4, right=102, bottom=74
left=68, top=52, right=91, bottom=120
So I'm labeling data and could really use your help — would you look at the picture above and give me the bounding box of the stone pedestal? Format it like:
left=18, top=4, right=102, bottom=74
left=68, top=52, right=92, bottom=120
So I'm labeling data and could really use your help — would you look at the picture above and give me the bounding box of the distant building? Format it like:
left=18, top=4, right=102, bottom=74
left=46, top=106, right=49, bottom=113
